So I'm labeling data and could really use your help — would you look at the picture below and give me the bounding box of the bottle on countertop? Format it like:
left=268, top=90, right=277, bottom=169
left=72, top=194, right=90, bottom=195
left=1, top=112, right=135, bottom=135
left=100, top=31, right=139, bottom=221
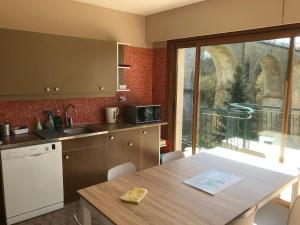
left=53, top=110, right=62, bottom=130
left=35, top=116, right=43, bottom=131
left=1, top=122, right=11, bottom=137
left=44, top=111, right=55, bottom=130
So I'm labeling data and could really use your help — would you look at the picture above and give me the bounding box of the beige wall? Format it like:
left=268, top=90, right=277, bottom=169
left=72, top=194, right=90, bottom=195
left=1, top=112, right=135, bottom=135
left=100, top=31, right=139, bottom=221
left=2, top=0, right=300, bottom=47
left=284, top=0, right=300, bottom=24
left=0, top=0, right=150, bottom=48
left=146, top=0, right=284, bottom=42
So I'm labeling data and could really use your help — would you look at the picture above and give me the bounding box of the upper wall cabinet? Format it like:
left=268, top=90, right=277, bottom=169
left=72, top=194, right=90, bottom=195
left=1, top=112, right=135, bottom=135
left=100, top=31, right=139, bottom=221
left=283, top=0, right=300, bottom=24
left=0, top=28, right=117, bottom=100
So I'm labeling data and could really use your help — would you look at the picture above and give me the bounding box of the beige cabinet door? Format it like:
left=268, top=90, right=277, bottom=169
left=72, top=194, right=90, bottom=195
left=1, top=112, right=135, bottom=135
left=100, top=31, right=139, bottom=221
left=49, top=36, right=117, bottom=95
left=0, top=29, right=52, bottom=97
left=62, top=135, right=108, bottom=202
left=108, top=129, right=142, bottom=171
left=62, top=146, right=108, bottom=202
left=126, top=129, right=142, bottom=170
left=141, top=126, right=160, bottom=169
left=107, top=132, right=127, bottom=169
left=0, top=28, right=117, bottom=99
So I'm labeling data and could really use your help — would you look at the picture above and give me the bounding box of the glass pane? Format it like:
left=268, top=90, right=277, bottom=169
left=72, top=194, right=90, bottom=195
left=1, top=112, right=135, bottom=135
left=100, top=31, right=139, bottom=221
left=175, top=47, right=196, bottom=154
left=196, top=38, right=291, bottom=165
left=284, top=37, right=300, bottom=167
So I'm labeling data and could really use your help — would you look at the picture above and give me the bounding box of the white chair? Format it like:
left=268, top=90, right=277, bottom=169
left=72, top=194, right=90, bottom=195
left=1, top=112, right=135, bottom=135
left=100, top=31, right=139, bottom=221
left=255, top=196, right=300, bottom=225
left=107, top=162, right=136, bottom=181
left=227, top=206, right=257, bottom=225
left=162, top=151, right=185, bottom=164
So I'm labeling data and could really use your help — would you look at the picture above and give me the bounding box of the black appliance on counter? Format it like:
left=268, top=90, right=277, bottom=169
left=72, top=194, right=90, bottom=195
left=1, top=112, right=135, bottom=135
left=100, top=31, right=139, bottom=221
left=124, top=104, right=161, bottom=124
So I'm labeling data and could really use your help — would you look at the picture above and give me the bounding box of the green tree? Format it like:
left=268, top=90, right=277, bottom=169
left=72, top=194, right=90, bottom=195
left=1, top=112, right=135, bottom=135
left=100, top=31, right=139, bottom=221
left=219, top=65, right=249, bottom=146
left=223, top=64, right=259, bottom=145
left=226, top=65, right=247, bottom=105
left=199, top=74, right=217, bottom=108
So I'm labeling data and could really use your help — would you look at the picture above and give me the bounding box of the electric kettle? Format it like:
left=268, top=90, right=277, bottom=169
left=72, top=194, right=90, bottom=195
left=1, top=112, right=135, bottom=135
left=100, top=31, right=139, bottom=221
left=105, top=107, right=119, bottom=123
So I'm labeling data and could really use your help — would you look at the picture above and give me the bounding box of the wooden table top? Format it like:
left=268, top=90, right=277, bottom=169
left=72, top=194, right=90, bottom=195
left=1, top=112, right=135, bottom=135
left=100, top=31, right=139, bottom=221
left=78, top=152, right=298, bottom=225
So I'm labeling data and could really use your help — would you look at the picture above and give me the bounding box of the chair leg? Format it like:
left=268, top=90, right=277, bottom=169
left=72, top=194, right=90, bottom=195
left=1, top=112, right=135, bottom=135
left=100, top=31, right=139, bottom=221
left=74, top=213, right=82, bottom=225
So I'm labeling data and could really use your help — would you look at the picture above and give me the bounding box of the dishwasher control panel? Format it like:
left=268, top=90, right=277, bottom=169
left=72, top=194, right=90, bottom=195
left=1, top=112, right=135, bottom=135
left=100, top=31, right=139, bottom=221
left=1, top=142, right=62, bottom=160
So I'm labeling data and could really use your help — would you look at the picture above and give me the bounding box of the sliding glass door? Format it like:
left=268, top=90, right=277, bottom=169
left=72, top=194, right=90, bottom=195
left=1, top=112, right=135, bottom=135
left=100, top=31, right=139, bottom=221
left=196, top=38, right=291, bottom=164
left=173, top=33, right=300, bottom=174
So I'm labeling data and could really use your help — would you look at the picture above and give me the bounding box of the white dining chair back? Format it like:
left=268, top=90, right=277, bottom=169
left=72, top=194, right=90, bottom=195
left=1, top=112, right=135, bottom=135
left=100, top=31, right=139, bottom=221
left=255, top=196, right=300, bottom=225
left=107, top=162, right=136, bottom=181
left=227, top=206, right=257, bottom=225
left=162, top=151, right=185, bottom=164
left=288, top=195, right=300, bottom=225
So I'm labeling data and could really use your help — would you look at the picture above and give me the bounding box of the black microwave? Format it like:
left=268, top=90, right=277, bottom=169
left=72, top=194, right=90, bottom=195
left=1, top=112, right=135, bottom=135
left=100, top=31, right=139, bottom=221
left=124, top=104, right=161, bottom=124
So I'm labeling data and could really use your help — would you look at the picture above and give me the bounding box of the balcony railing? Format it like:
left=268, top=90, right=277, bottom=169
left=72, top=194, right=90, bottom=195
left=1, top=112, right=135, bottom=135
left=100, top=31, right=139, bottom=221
left=183, top=104, right=300, bottom=151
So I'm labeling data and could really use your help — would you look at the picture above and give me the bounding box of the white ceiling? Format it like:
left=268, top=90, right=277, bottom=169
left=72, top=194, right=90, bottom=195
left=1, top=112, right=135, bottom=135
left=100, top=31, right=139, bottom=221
left=73, top=0, right=205, bottom=16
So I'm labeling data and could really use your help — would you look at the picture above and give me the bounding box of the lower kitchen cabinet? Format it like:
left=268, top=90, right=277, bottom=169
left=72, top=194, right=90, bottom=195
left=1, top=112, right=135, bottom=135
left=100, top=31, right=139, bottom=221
left=108, top=126, right=160, bottom=171
left=62, top=135, right=108, bottom=202
left=107, top=132, right=127, bottom=170
left=141, top=126, right=160, bottom=169
left=61, top=125, right=161, bottom=202
left=125, top=129, right=142, bottom=170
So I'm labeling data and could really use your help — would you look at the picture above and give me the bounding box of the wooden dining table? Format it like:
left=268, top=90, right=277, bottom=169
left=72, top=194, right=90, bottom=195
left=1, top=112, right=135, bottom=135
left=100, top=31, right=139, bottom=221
left=78, top=152, right=299, bottom=225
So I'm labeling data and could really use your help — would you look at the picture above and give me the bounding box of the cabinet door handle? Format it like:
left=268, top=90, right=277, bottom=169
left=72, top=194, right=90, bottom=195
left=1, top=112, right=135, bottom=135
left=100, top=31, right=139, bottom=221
left=109, top=136, right=114, bottom=140
left=65, top=155, right=69, bottom=160
left=45, top=87, right=50, bottom=92
left=99, top=86, right=104, bottom=91
left=54, top=87, right=59, bottom=92
left=142, top=130, right=147, bottom=135
left=128, top=142, right=133, bottom=147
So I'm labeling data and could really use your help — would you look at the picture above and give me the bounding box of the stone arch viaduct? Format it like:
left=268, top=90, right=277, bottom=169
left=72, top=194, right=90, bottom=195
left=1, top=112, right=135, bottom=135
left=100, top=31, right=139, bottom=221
left=204, top=42, right=300, bottom=109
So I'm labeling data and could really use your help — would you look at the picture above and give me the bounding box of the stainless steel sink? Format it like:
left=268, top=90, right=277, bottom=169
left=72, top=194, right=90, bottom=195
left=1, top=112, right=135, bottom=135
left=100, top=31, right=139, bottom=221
left=62, top=127, right=94, bottom=136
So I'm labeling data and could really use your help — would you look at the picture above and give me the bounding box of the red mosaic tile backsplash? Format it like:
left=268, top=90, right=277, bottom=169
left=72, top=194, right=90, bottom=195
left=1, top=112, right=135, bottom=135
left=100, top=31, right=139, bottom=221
left=0, top=46, right=158, bottom=130
left=153, top=48, right=167, bottom=121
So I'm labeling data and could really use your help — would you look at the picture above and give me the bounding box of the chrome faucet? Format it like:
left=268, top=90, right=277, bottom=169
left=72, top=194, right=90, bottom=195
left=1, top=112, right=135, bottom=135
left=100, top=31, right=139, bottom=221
left=65, top=104, right=77, bottom=128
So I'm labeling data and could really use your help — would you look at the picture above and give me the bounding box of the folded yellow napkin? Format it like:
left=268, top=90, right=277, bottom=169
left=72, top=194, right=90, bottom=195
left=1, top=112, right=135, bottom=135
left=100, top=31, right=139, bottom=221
left=120, top=187, right=148, bottom=204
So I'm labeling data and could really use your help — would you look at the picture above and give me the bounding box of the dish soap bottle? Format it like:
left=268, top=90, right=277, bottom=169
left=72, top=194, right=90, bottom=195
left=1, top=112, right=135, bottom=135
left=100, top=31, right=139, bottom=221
left=44, top=111, right=54, bottom=130
left=53, top=110, right=62, bottom=130
left=35, top=116, right=43, bottom=131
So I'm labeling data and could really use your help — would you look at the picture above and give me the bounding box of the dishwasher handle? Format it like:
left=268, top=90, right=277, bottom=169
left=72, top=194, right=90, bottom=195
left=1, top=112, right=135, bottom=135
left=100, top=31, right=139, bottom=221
left=25, top=153, right=44, bottom=158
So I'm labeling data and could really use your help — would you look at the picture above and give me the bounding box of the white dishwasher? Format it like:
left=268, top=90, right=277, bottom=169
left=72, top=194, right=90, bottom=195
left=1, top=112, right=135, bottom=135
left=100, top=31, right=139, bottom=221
left=1, top=142, right=64, bottom=225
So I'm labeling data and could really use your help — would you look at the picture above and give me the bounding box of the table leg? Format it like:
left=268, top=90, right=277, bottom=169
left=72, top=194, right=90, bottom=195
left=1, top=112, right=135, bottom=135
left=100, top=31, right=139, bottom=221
left=291, top=175, right=300, bottom=208
left=79, top=197, right=92, bottom=225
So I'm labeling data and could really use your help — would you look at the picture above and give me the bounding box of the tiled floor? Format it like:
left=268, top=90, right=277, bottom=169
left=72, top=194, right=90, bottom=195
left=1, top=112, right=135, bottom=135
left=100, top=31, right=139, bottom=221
left=16, top=201, right=102, bottom=225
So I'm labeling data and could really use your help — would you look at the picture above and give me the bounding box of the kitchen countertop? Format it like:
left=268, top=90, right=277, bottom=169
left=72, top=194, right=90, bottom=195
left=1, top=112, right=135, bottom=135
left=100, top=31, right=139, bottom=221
left=0, top=121, right=167, bottom=150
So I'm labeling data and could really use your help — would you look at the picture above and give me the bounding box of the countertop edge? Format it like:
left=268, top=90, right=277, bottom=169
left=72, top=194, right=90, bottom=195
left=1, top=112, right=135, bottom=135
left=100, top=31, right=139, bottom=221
left=0, top=122, right=168, bottom=150
left=107, top=122, right=168, bottom=133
